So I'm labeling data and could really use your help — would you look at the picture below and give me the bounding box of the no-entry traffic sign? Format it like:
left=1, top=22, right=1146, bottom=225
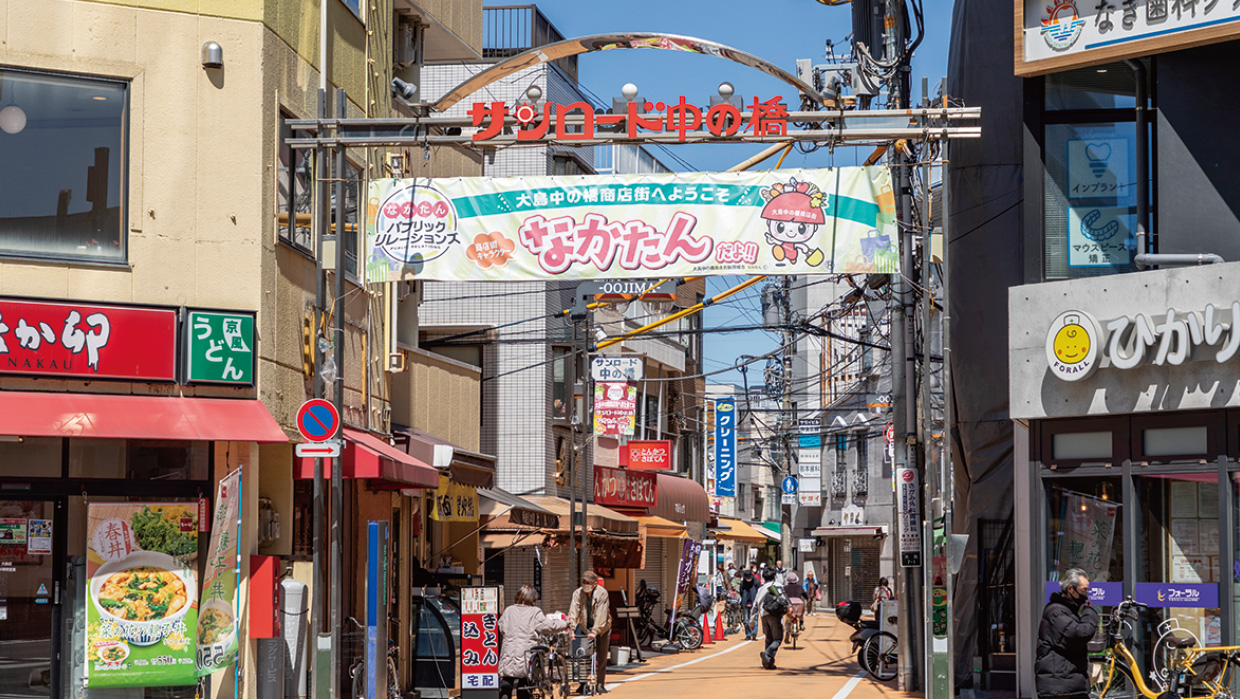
left=297, top=399, right=340, bottom=442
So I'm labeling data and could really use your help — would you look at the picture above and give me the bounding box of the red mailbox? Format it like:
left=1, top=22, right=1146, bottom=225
left=249, top=555, right=281, bottom=639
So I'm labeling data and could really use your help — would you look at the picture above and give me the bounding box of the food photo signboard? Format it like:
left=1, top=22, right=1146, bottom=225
left=85, top=503, right=199, bottom=688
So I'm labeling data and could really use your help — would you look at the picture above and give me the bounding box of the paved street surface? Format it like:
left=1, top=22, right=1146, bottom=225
left=599, top=614, right=916, bottom=699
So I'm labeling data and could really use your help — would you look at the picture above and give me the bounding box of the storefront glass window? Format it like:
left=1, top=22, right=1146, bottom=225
left=1143, top=426, right=1208, bottom=457
left=1137, top=474, right=1222, bottom=687
left=0, top=68, right=128, bottom=263
left=0, top=437, right=62, bottom=478
left=68, top=439, right=207, bottom=480
left=1046, top=479, right=1124, bottom=585
left=1052, top=431, right=1112, bottom=460
left=1043, top=121, right=1139, bottom=280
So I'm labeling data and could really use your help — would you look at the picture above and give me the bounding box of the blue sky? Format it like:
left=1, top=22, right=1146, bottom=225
left=484, top=0, right=952, bottom=386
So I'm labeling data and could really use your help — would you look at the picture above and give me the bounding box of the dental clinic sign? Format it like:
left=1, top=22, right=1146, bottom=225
left=1018, top=0, right=1240, bottom=75
left=1046, top=303, right=1240, bottom=382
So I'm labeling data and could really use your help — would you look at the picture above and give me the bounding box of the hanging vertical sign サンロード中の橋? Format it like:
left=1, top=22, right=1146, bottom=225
left=364, top=168, right=895, bottom=283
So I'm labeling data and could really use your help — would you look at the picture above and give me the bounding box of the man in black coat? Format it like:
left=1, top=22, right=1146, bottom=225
left=1036, top=569, right=1100, bottom=698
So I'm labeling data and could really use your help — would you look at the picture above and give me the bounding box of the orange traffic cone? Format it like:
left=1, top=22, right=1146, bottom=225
left=714, top=608, right=726, bottom=641
left=701, top=611, right=714, bottom=644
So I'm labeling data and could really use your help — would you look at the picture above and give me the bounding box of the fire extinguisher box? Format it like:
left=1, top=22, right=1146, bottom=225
left=249, top=555, right=282, bottom=638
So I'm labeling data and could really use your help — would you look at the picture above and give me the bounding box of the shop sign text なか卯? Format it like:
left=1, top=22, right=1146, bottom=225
left=0, top=298, right=177, bottom=381
left=365, top=168, right=896, bottom=283
left=593, top=465, right=657, bottom=509
left=1046, top=303, right=1240, bottom=382
left=1021, top=0, right=1240, bottom=72
left=469, top=95, right=792, bottom=143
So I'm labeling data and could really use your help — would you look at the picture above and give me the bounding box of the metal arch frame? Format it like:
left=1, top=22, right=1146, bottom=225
left=432, top=32, right=831, bottom=112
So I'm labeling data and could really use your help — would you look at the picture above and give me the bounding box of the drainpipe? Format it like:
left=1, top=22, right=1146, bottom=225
left=1125, top=59, right=1224, bottom=268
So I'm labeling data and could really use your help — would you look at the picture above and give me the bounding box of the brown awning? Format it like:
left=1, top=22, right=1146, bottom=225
left=522, top=495, right=640, bottom=534
left=649, top=473, right=710, bottom=523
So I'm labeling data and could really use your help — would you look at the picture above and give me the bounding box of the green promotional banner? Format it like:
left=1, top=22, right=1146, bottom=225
left=365, top=167, right=896, bottom=283
left=185, top=310, right=256, bottom=385
left=197, top=468, right=242, bottom=676
left=85, top=503, right=199, bottom=688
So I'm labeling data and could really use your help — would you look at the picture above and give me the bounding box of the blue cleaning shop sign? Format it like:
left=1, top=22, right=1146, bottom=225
left=715, top=398, right=736, bottom=497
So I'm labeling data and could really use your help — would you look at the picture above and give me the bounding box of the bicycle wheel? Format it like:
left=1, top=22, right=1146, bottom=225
left=386, top=656, right=400, bottom=699
left=863, top=631, right=898, bottom=682
left=637, top=622, right=654, bottom=649
left=551, top=655, right=569, bottom=699
left=676, top=619, right=703, bottom=650
left=528, top=648, right=550, bottom=698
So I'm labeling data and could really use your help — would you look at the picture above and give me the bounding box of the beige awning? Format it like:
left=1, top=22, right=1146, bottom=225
left=632, top=514, right=688, bottom=539
left=713, top=517, right=773, bottom=543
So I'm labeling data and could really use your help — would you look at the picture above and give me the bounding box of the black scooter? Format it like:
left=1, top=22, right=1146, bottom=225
left=835, top=601, right=880, bottom=669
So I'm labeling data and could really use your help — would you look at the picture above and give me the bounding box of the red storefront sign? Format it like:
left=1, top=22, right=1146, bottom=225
left=623, top=440, right=674, bottom=471
left=0, top=298, right=177, bottom=381
left=459, top=586, right=501, bottom=692
left=594, top=465, right=657, bottom=509
left=469, top=95, right=790, bottom=143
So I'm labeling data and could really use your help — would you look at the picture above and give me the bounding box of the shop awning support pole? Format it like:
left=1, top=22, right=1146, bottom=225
left=330, top=87, right=347, bottom=700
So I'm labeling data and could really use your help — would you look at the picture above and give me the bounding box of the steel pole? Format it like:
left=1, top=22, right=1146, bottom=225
left=330, top=87, right=346, bottom=700
left=310, top=86, right=327, bottom=699
left=780, top=277, right=795, bottom=567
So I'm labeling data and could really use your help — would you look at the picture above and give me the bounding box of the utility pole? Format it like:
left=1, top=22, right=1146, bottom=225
left=883, top=0, right=924, bottom=692
left=779, top=276, right=795, bottom=567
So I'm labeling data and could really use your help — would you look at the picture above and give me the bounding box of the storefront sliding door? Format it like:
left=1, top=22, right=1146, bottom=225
left=1039, top=460, right=1238, bottom=688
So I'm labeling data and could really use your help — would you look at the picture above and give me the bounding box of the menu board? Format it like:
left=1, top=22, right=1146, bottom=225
left=460, top=587, right=501, bottom=692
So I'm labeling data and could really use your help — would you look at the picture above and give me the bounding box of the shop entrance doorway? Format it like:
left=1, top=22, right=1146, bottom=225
left=0, top=499, right=62, bottom=698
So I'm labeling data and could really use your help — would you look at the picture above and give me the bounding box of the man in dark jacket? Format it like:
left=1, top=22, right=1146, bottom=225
left=1036, top=569, right=1100, bottom=698
left=739, top=567, right=759, bottom=640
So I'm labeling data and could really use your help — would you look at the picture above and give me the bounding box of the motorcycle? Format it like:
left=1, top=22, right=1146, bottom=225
left=835, top=600, right=880, bottom=669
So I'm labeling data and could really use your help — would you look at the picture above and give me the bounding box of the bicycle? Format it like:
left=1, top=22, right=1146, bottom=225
left=1094, top=596, right=1240, bottom=698
left=346, top=616, right=401, bottom=699
left=784, top=599, right=805, bottom=650
left=634, top=581, right=703, bottom=650
left=526, top=629, right=571, bottom=699
left=724, top=590, right=746, bottom=635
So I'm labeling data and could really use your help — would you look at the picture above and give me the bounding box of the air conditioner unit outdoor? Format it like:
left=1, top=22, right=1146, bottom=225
left=395, top=19, right=420, bottom=68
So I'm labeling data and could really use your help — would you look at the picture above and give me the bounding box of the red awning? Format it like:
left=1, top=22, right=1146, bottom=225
left=0, top=390, right=287, bottom=442
left=295, top=428, right=439, bottom=488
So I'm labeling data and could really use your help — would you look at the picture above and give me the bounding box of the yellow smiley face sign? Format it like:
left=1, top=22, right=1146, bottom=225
left=1046, top=311, right=1101, bottom=381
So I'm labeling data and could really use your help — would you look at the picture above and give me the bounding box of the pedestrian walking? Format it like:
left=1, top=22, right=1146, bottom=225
left=739, top=566, right=759, bottom=640
left=782, top=571, right=804, bottom=644
left=1036, top=569, right=1099, bottom=699
left=750, top=568, right=788, bottom=670
left=498, top=585, right=569, bottom=698
left=773, top=560, right=787, bottom=587
left=871, top=576, right=894, bottom=614
left=569, top=571, right=612, bottom=693
left=712, top=565, right=727, bottom=601
left=802, top=571, right=821, bottom=616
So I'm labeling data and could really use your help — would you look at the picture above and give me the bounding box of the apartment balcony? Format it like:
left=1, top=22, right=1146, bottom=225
left=483, top=5, right=578, bottom=84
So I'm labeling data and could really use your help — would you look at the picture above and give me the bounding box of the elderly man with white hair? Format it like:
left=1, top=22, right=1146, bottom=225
left=1035, top=568, right=1100, bottom=699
